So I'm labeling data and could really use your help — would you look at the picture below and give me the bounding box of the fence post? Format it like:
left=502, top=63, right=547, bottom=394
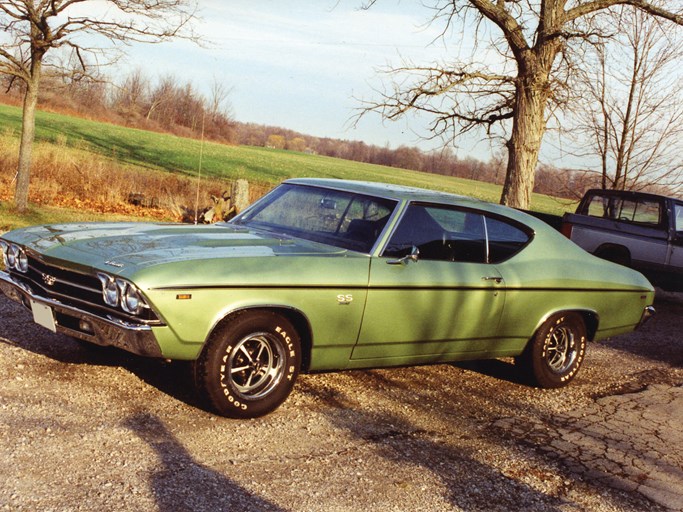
left=231, top=179, right=250, bottom=214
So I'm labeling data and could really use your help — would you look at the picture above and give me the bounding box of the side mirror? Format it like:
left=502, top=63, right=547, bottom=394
left=387, top=246, right=420, bottom=265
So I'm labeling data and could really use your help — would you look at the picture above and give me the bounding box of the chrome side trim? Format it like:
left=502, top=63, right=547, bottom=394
left=0, top=270, right=163, bottom=358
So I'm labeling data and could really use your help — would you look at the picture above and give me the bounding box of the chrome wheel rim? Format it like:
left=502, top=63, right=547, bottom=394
left=229, top=332, right=285, bottom=400
left=545, top=325, right=577, bottom=373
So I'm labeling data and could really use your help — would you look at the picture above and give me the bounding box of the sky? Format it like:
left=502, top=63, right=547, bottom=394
left=117, top=0, right=500, bottom=161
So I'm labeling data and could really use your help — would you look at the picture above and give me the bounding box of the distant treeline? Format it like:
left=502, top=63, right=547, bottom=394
left=2, top=69, right=661, bottom=201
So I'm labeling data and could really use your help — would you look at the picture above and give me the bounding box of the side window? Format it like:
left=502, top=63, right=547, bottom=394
left=383, top=204, right=487, bottom=263
left=618, top=198, right=662, bottom=225
left=632, top=199, right=661, bottom=225
left=485, top=216, right=531, bottom=263
left=675, top=202, right=683, bottom=233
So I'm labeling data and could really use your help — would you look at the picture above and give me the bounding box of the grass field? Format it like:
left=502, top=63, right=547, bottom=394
left=0, top=103, right=576, bottom=231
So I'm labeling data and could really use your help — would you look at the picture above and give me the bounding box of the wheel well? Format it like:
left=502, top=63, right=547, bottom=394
left=594, top=244, right=631, bottom=267
left=532, top=310, right=599, bottom=344
left=576, top=310, right=599, bottom=341
left=211, top=306, right=313, bottom=372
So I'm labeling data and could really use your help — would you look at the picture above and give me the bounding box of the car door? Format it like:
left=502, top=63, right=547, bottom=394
left=352, top=203, right=506, bottom=364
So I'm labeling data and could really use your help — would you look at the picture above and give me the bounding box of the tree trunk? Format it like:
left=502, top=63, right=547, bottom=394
left=500, top=71, right=549, bottom=210
left=14, top=62, right=41, bottom=213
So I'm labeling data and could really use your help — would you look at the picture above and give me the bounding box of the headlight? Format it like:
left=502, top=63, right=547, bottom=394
left=0, top=241, right=8, bottom=270
left=97, top=273, right=149, bottom=316
left=17, top=249, right=28, bottom=273
left=7, top=244, right=18, bottom=269
left=97, top=273, right=120, bottom=307
left=117, top=279, right=145, bottom=315
left=0, top=242, right=29, bottom=273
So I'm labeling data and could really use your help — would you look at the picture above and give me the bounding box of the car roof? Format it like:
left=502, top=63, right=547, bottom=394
left=283, top=177, right=539, bottom=226
left=285, top=177, right=481, bottom=206
left=284, top=178, right=554, bottom=232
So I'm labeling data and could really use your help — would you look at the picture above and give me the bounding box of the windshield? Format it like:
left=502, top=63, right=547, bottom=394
left=233, top=184, right=398, bottom=253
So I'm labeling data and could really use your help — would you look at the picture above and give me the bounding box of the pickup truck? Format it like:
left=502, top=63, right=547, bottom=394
left=560, top=189, right=683, bottom=292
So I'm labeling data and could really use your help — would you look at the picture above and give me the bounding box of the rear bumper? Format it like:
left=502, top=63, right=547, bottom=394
left=636, top=305, right=656, bottom=330
left=0, top=270, right=163, bottom=357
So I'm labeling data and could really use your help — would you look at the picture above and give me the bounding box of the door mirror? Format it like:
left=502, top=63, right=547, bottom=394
left=387, top=246, right=420, bottom=265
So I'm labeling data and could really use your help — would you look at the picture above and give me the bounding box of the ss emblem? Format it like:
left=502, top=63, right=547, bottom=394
left=337, top=294, right=353, bottom=305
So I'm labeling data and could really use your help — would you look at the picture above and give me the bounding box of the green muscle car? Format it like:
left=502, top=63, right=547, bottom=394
left=0, top=179, right=655, bottom=418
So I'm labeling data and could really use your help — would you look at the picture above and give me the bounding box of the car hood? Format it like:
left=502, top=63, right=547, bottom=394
left=7, top=222, right=348, bottom=270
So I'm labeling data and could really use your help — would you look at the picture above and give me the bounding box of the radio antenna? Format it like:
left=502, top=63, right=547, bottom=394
left=194, top=113, right=206, bottom=225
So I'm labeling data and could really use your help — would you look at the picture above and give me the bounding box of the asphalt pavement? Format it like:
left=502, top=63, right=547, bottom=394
left=494, top=383, right=683, bottom=511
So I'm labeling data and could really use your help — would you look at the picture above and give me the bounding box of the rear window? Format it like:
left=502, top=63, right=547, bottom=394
left=486, top=217, right=532, bottom=263
left=585, top=194, right=663, bottom=227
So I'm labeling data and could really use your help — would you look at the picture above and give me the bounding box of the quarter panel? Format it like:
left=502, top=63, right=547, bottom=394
left=496, top=248, right=654, bottom=343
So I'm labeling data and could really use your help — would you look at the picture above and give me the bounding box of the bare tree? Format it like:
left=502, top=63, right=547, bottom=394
left=114, top=68, right=150, bottom=122
left=145, top=74, right=175, bottom=122
left=359, top=1, right=683, bottom=209
left=0, top=0, right=198, bottom=212
left=569, top=6, right=683, bottom=195
left=208, top=77, right=232, bottom=122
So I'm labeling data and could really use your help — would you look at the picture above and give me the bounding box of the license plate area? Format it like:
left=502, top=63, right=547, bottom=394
left=31, top=300, right=57, bottom=333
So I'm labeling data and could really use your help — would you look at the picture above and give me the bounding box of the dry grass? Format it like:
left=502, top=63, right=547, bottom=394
left=0, top=130, right=271, bottom=222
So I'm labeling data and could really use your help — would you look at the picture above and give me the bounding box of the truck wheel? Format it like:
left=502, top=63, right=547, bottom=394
left=516, top=312, right=587, bottom=388
left=193, top=311, right=301, bottom=418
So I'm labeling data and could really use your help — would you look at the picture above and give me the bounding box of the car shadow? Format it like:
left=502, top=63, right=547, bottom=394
left=0, top=296, right=207, bottom=413
left=451, top=358, right=525, bottom=385
left=124, top=412, right=285, bottom=512
left=296, top=377, right=567, bottom=511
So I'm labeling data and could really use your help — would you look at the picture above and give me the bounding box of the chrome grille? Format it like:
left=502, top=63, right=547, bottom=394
left=14, top=254, right=160, bottom=324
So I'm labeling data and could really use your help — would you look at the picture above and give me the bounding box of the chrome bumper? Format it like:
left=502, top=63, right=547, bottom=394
left=0, top=270, right=163, bottom=357
left=637, top=305, right=656, bottom=330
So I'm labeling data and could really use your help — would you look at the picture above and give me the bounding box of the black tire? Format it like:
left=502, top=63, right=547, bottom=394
left=516, top=312, right=587, bottom=388
left=193, top=311, right=301, bottom=419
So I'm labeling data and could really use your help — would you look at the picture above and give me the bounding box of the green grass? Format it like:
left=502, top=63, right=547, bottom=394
left=0, top=103, right=576, bottom=229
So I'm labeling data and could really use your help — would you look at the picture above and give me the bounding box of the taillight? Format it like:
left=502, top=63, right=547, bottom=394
left=561, top=222, right=573, bottom=239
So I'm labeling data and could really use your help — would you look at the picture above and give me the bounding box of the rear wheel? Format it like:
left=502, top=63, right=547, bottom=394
left=516, top=312, right=587, bottom=388
left=193, top=311, right=301, bottom=418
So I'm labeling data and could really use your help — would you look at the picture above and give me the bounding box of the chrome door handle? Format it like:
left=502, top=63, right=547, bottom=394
left=482, top=276, right=503, bottom=284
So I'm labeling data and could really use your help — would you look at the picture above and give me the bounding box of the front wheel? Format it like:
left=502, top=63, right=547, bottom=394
left=193, top=311, right=301, bottom=418
left=516, top=312, right=587, bottom=388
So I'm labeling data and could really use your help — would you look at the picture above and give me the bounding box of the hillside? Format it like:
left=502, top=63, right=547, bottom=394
left=0, top=103, right=576, bottom=231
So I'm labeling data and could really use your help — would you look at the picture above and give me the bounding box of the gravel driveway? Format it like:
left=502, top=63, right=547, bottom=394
left=1, top=291, right=682, bottom=512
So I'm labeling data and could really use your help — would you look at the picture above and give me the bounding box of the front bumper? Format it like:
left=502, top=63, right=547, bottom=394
left=0, top=270, right=163, bottom=357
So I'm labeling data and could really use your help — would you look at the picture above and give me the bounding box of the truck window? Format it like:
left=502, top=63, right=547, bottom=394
left=585, top=194, right=662, bottom=226
left=586, top=195, right=614, bottom=218
left=675, top=202, right=683, bottom=233
left=629, top=199, right=661, bottom=225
